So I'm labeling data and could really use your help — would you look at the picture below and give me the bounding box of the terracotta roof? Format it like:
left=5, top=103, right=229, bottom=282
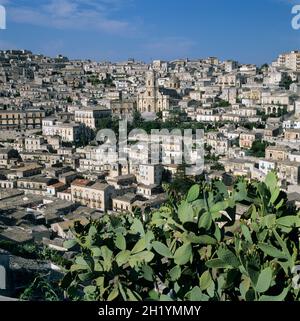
left=71, top=179, right=91, bottom=187
left=48, top=182, right=66, bottom=189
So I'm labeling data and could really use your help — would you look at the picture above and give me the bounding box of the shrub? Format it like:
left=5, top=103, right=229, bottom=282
left=61, top=172, right=300, bottom=301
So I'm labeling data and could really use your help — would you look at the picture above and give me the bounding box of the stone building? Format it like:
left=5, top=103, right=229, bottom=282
left=277, top=161, right=300, bottom=186
left=136, top=164, right=163, bottom=186
left=74, top=107, right=111, bottom=129
left=265, top=145, right=290, bottom=161
left=112, top=193, right=138, bottom=213
left=0, top=149, right=19, bottom=168
left=284, top=129, right=300, bottom=141
left=42, top=118, right=84, bottom=143
left=17, top=176, right=58, bottom=195
left=137, top=70, right=180, bottom=113
left=206, top=132, right=229, bottom=156
left=273, top=50, right=300, bottom=72
left=0, top=110, right=45, bottom=130
left=70, top=179, right=115, bottom=211
left=25, top=136, right=47, bottom=152
left=110, top=98, right=137, bottom=120
left=239, top=131, right=262, bottom=149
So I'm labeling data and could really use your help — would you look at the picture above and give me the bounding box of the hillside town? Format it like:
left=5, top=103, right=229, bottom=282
left=1, top=49, right=300, bottom=298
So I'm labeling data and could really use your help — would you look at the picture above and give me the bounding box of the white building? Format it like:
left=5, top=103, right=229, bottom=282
left=74, top=107, right=111, bottom=129
left=42, top=118, right=84, bottom=143
left=137, top=164, right=162, bottom=186
left=24, top=136, right=47, bottom=152
left=273, top=51, right=300, bottom=72
left=259, top=159, right=276, bottom=175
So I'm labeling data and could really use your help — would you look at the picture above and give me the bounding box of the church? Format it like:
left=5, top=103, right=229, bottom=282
left=137, top=70, right=180, bottom=114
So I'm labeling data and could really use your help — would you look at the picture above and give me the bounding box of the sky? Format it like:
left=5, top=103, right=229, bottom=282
left=0, top=0, right=300, bottom=64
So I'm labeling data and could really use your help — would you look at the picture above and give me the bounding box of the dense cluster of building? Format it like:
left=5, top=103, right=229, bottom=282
left=1, top=49, right=300, bottom=297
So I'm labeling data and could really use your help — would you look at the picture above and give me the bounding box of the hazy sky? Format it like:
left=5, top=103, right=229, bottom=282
left=0, top=0, right=300, bottom=64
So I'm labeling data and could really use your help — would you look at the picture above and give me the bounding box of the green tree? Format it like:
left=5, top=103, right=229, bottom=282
left=156, top=111, right=163, bottom=120
left=280, top=75, right=294, bottom=90
left=210, top=162, right=225, bottom=171
left=215, top=99, right=230, bottom=108
left=258, top=63, right=269, bottom=74
left=247, top=140, right=269, bottom=158
left=132, top=108, right=143, bottom=128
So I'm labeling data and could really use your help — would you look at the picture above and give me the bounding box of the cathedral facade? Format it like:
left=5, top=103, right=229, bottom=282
left=137, top=70, right=171, bottom=113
